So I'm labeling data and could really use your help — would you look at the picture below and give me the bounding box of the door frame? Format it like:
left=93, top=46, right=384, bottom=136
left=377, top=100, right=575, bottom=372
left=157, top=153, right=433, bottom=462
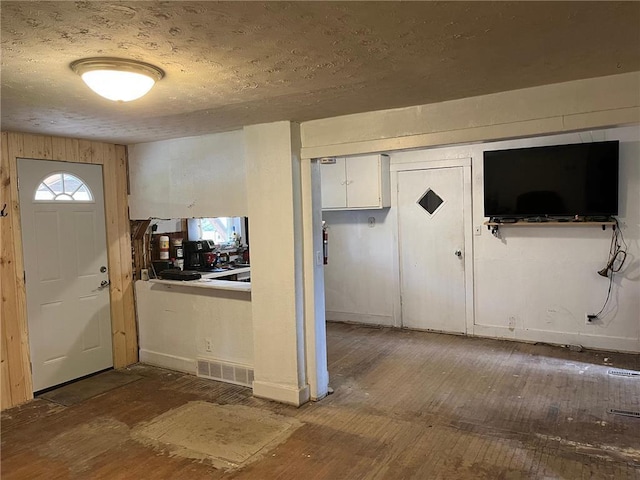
left=17, top=158, right=114, bottom=391
left=1, top=132, right=137, bottom=409
left=391, top=158, right=474, bottom=333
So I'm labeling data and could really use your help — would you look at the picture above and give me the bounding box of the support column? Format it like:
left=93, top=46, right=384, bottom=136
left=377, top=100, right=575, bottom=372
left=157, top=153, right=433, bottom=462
left=244, top=121, right=309, bottom=405
left=301, top=158, right=329, bottom=400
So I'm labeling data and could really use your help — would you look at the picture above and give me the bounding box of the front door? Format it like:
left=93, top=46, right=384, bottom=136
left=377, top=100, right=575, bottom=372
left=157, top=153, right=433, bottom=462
left=397, top=167, right=466, bottom=333
left=18, top=159, right=113, bottom=392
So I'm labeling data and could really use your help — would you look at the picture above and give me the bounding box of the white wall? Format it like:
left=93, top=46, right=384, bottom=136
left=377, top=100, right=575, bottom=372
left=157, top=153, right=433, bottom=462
left=301, top=72, right=640, bottom=159
left=136, top=281, right=253, bottom=373
left=323, top=209, right=395, bottom=326
left=151, top=218, right=182, bottom=234
left=128, top=130, right=247, bottom=219
left=322, top=126, right=640, bottom=352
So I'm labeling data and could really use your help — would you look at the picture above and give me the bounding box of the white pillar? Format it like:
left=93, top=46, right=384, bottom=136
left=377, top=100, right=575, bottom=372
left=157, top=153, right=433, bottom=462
left=301, top=158, right=329, bottom=400
left=244, top=121, right=309, bottom=405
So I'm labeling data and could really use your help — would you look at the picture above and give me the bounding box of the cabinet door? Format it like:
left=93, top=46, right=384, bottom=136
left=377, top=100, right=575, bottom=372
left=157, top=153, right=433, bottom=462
left=320, top=157, right=347, bottom=209
left=346, top=154, right=382, bottom=208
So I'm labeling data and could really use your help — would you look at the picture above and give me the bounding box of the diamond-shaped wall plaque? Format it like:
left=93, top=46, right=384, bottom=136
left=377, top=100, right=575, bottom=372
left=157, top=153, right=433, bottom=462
left=418, top=189, right=444, bottom=215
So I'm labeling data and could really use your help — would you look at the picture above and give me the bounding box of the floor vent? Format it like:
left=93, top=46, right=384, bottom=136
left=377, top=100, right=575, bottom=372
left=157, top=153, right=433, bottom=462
left=608, top=369, right=640, bottom=378
left=608, top=409, right=640, bottom=419
left=196, top=358, right=254, bottom=388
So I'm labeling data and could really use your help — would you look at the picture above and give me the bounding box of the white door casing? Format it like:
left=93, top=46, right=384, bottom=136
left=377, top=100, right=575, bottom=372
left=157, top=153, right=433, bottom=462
left=397, top=166, right=467, bottom=333
left=18, top=159, right=113, bottom=391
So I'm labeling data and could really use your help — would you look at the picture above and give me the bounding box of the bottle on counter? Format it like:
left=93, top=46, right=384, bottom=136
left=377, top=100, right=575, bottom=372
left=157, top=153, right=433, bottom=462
left=158, top=235, right=170, bottom=260
left=172, top=237, right=184, bottom=260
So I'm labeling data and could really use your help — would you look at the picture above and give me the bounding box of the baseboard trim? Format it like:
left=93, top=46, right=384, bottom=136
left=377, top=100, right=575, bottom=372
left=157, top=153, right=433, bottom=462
left=139, top=350, right=196, bottom=374
left=326, top=311, right=394, bottom=327
left=471, top=325, right=640, bottom=354
left=252, top=380, right=310, bottom=406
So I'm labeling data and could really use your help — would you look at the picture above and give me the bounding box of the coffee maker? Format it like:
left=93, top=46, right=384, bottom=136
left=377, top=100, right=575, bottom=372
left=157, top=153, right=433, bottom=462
left=183, top=240, right=218, bottom=271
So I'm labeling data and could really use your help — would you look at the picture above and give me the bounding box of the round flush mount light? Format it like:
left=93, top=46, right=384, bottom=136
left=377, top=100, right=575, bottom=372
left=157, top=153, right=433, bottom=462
left=70, top=57, right=165, bottom=102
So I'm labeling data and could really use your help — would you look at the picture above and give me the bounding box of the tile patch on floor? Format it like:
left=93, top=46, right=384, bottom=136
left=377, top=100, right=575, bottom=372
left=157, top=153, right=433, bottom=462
left=39, top=370, right=143, bottom=406
left=131, top=401, right=303, bottom=470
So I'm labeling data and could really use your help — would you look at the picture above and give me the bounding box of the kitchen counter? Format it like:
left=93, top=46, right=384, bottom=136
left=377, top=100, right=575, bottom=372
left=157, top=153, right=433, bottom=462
left=201, top=266, right=250, bottom=279
left=148, top=267, right=250, bottom=292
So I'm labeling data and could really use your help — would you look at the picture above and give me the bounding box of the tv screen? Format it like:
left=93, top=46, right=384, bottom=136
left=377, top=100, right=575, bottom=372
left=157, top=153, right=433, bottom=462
left=483, top=141, right=619, bottom=219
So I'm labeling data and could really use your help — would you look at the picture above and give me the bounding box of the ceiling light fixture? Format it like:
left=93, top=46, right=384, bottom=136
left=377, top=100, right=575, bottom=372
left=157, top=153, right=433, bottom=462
left=70, top=57, right=164, bottom=102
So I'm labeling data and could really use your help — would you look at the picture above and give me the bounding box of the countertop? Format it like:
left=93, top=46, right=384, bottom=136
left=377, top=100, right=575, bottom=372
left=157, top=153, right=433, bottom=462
left=200, top=267, right=250, bottom=279
left=147, top=267, right=251, bottom=292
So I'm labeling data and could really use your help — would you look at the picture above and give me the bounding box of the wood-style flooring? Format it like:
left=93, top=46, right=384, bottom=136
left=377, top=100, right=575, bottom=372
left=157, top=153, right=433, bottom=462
left=2, top=322, right=639, bottom=479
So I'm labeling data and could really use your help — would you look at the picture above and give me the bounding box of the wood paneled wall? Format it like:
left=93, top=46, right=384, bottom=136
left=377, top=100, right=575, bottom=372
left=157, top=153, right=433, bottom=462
left=1, top=132, right=137, bottom=410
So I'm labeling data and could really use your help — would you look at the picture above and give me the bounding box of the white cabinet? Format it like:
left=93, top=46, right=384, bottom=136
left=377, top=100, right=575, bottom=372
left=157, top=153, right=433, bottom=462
left=320, top=154, right=390, bottom=210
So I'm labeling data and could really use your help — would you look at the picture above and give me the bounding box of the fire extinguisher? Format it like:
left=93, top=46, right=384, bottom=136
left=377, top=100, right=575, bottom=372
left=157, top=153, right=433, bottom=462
left=322, top=221, right=329, bottom=265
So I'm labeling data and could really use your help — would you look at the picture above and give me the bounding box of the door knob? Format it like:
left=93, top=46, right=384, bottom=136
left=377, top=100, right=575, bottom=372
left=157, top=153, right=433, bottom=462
left=454, top=250, right=462, bottom=257
left=99, top=280, right=110, bottom=289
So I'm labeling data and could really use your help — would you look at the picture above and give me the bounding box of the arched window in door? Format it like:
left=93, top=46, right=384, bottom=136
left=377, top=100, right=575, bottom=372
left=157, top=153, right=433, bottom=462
left=34, top=172, right=94, bottom=202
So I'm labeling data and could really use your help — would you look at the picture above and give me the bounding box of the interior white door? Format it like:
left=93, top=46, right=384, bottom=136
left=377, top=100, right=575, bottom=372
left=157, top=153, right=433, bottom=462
left=18, top=159, right=113, bottom=391
left=398, top=167, right=466, bottom=333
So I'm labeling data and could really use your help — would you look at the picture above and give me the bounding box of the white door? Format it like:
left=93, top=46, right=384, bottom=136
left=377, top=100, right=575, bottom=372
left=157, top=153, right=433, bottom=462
left=18, top=159, right=113, bottom=391
left=398, top=167, right=466, bottom=333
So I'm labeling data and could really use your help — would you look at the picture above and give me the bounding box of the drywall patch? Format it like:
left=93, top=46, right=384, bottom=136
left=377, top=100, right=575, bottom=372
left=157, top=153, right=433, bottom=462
left=131, top=401, right=303, bottom=470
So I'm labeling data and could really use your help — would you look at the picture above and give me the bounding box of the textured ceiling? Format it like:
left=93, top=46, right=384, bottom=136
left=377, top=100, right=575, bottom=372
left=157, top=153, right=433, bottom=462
left=2, top=1, right=639, bottom=144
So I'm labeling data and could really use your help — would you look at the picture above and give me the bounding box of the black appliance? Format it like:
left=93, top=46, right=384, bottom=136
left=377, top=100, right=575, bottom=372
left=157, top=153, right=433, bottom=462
left=483, top=140, right=619, bottom=219
left=160, top=269, right=201, bottom=281
left=184, top=240, right=217, bottom=271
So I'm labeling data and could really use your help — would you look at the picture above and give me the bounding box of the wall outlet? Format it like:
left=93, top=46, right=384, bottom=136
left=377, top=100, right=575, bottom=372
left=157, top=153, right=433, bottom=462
left=205, top=338, right=212, bottom=352
left=508, top=316, right=516, bottom=330
left=585, top=314, right=598, bottom=324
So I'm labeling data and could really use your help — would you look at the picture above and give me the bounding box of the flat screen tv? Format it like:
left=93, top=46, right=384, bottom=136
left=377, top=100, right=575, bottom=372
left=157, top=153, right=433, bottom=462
left=483, top=141, right=619, bottom=219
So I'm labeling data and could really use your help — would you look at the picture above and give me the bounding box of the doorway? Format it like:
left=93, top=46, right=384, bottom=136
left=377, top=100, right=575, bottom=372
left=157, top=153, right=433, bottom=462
left=396, top=165, right=471, bottom=333
left=18, top=159, right=113, bottom=392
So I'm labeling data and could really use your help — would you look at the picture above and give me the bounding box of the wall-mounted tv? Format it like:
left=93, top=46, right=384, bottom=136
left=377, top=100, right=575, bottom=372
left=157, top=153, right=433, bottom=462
left=483, top=140, right=619, bottom=219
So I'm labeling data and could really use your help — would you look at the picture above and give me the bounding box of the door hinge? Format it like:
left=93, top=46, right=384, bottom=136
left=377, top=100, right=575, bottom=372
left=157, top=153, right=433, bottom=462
left=23, top=271, right=26, bottom=284
left=30, top=362, right=32, bottom=373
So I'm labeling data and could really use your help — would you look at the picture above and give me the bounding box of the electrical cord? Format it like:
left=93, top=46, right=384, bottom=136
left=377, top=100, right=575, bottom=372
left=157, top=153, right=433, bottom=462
left=594, top=218, right=628, bottom=317
left=609, top=218, right=628, bottom=274
left=594, top=272, right=614, bottom=318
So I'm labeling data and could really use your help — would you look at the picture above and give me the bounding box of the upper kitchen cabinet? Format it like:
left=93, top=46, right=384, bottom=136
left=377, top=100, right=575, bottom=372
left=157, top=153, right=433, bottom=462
left=320, top=154, right=390, bottom=210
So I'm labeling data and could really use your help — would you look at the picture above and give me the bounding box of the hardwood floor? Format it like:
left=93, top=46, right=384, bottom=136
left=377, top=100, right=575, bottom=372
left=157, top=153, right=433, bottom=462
left=2, top=322, right=639, bottom=479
